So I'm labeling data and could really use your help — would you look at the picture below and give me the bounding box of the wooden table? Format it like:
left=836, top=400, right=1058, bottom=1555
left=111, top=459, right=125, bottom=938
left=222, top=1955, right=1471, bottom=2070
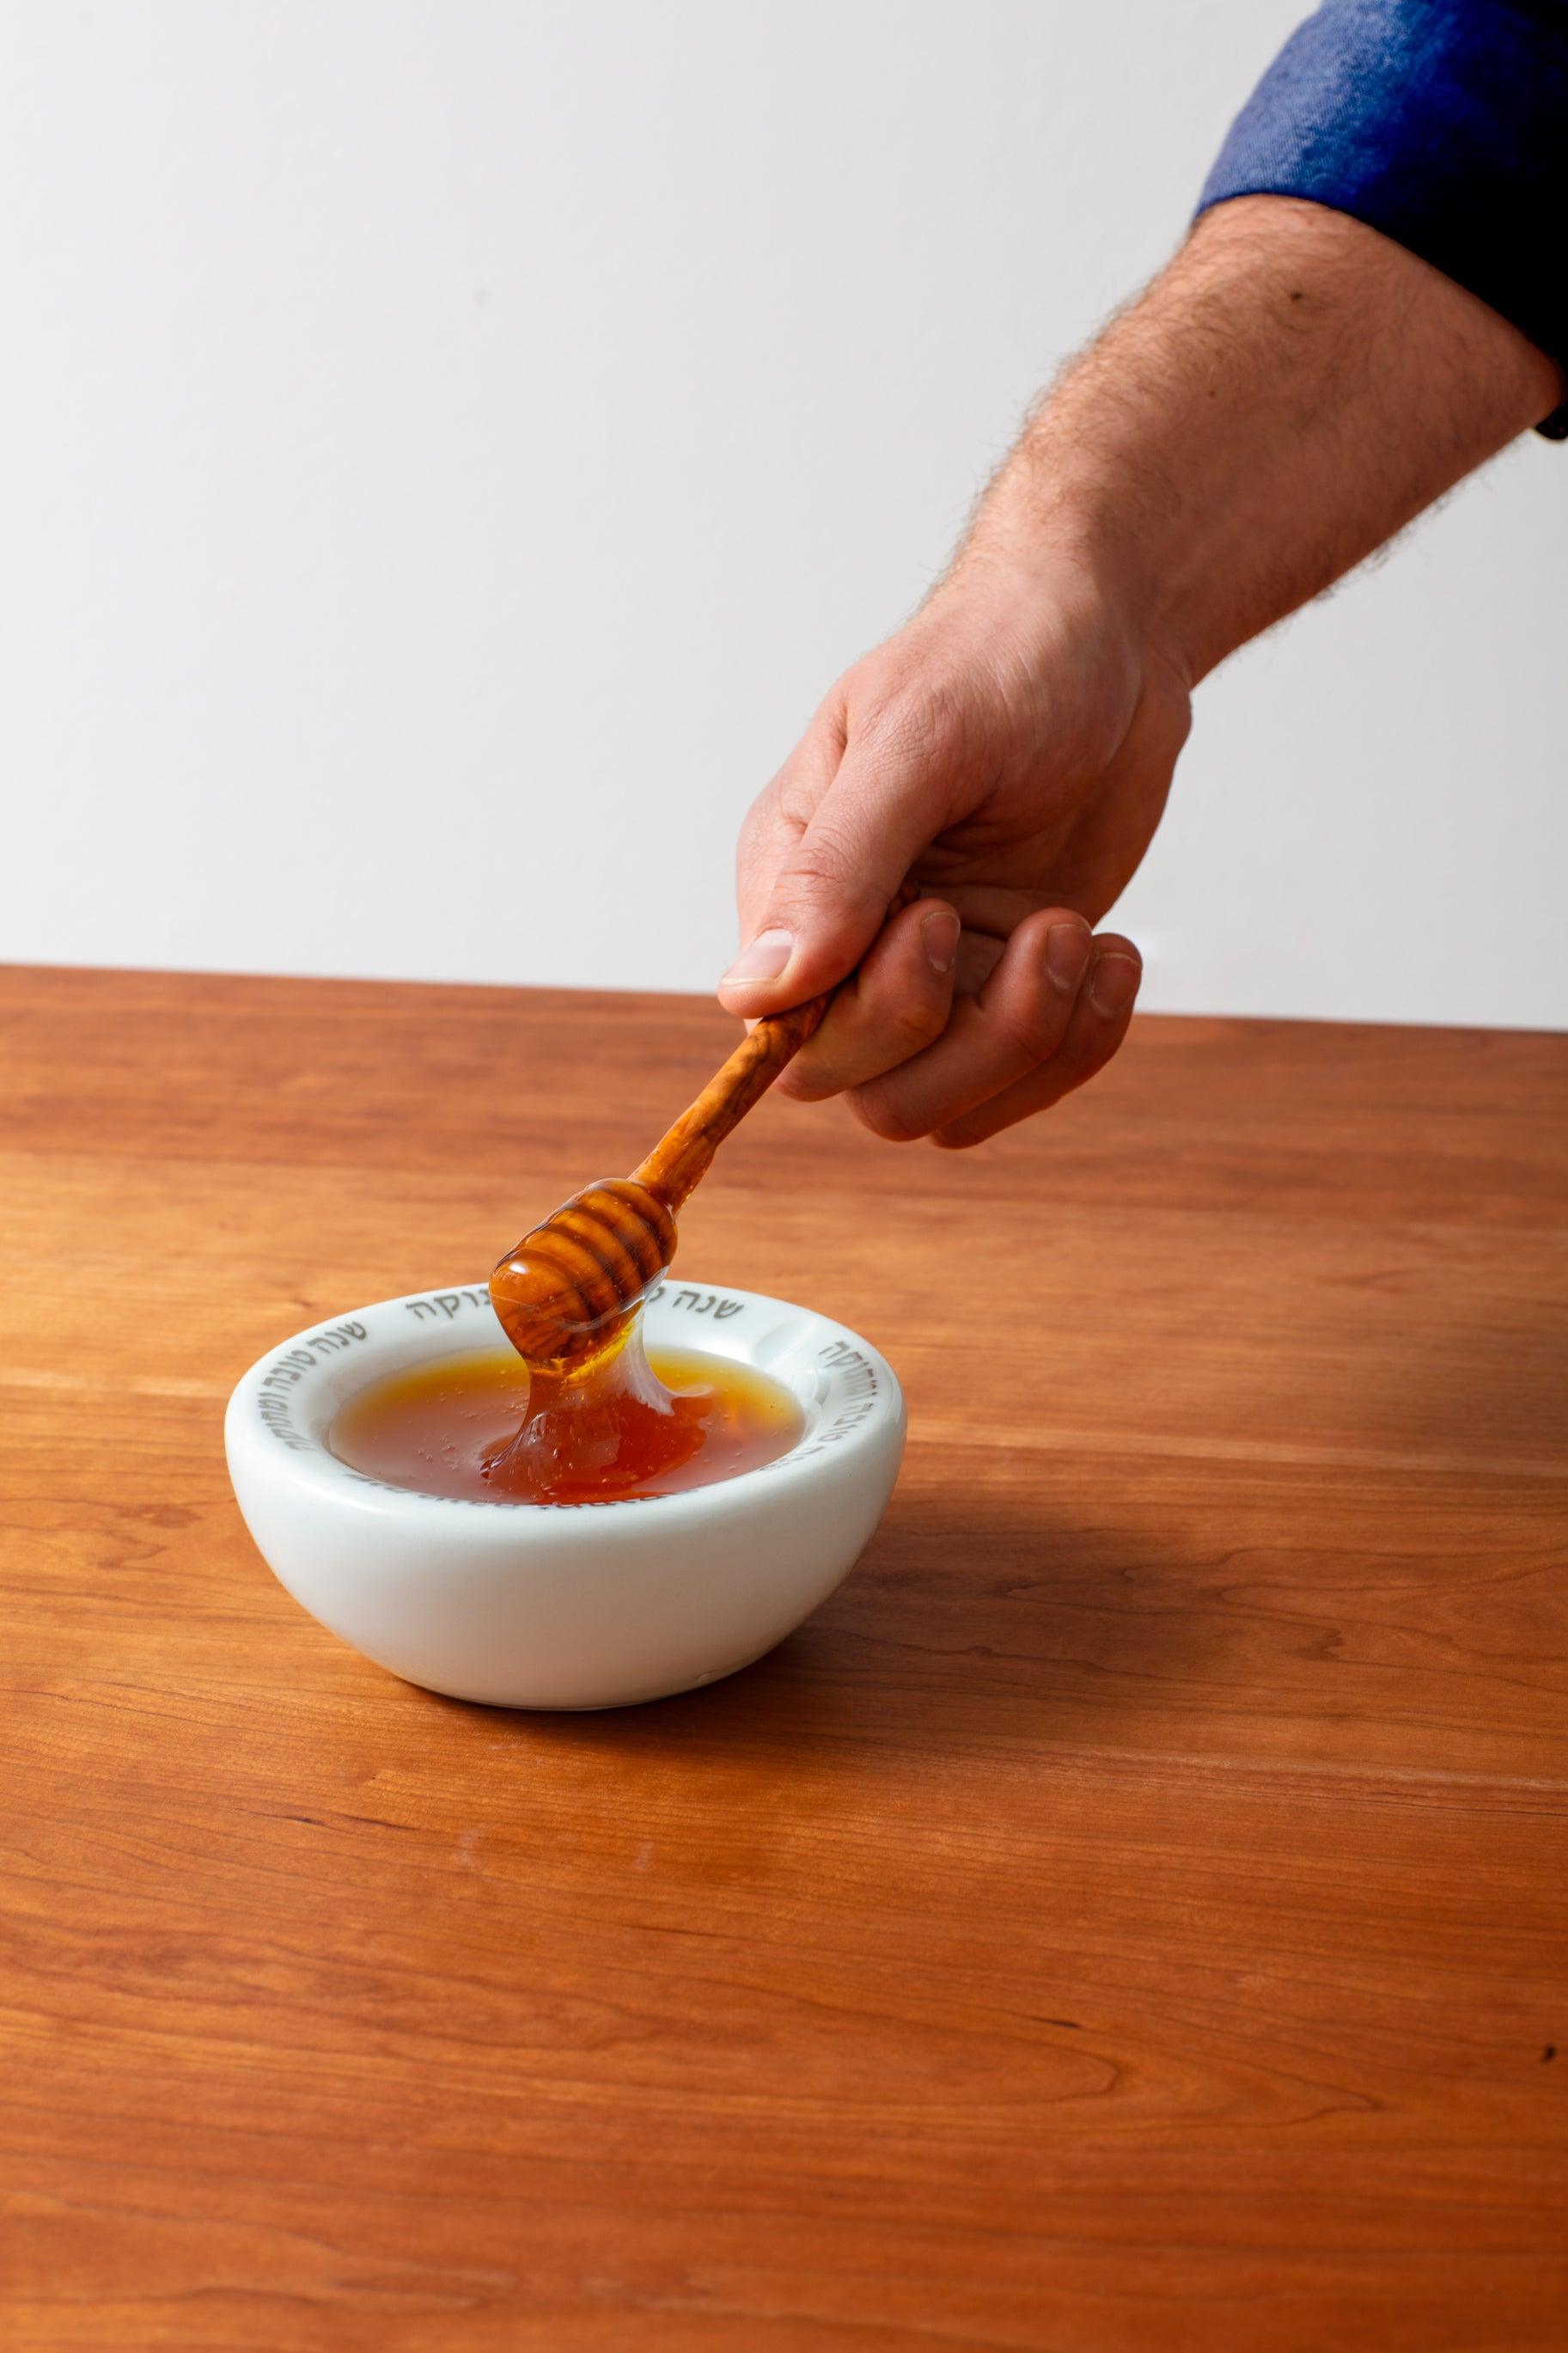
left=3, top=966, right=1565, bottom=2351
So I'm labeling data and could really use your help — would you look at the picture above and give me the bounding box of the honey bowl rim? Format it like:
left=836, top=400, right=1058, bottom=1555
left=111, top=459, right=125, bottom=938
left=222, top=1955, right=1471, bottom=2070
left=224, top=1276, right=905, bottom=1537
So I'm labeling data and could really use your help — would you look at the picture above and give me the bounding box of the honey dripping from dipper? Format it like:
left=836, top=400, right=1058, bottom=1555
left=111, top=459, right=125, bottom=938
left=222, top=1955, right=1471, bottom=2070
left=479, top=991, right=828, bottom=1503
left=332, top=1151, right=802, bottom=1506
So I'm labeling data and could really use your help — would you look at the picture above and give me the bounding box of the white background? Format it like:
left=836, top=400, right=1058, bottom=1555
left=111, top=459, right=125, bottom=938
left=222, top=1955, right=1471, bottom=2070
left=4, top=0, right=1565, bottom=1028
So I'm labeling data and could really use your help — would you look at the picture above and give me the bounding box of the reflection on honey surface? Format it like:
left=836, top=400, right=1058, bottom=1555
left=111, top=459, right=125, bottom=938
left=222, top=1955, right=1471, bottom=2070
left=330, top=1337, right=802, bottom=1507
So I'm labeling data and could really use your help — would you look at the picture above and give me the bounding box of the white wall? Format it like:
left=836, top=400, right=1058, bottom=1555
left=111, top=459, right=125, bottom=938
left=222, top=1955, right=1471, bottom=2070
left=4, top=0, right=1565, bottom=1028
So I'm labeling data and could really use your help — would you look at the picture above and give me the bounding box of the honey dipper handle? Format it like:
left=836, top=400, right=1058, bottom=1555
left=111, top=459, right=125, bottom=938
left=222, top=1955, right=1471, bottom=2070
left=635, top=885, right=919, bottom=1213
left=633, top=993, right=829, bottom=1211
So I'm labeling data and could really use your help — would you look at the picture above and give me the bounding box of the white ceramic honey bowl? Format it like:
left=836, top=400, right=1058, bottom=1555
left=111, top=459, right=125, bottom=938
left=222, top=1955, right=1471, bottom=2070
left=225, top=1279, right=905, bottom=1710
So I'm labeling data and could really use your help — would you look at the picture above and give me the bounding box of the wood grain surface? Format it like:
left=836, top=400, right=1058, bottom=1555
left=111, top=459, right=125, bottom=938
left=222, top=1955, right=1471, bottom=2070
left=2, top=964, right=1565, bottom=2351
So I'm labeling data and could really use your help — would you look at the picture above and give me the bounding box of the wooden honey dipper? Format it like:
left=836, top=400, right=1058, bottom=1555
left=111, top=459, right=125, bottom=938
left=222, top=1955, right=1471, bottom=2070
left=490, top=887, right=918, bottom=1384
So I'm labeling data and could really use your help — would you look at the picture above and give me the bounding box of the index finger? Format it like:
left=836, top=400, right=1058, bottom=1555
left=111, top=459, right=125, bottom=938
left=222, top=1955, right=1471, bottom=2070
left=721, top=728, right=955, bottom=1018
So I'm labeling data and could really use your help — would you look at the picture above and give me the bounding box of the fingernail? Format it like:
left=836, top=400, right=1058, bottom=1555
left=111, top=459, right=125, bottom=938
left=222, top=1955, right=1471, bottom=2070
left=1088, top=951, right=1141, bottom=1018
left=1044, top=920, right=1092, bottom=993
left=922, top=907, right=961, bottom=975
left=722, top=926, right=794, bottom=984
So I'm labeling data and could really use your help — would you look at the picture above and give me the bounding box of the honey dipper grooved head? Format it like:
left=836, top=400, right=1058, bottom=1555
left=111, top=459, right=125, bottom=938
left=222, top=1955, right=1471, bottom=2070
left=488, top=1178, right=678, bottom=1372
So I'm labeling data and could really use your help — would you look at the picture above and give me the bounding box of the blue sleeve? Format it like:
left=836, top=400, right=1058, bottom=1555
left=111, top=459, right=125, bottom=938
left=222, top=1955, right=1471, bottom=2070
left=1198, top=0, right=1568, bottom=438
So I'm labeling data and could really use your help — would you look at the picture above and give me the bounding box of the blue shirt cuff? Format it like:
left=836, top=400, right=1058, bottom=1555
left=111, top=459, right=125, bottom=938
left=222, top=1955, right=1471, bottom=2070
left=1197, top=1, right=1568, bottom=439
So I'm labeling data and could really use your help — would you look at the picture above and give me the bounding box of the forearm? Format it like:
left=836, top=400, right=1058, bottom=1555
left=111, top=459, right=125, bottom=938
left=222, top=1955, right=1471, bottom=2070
left=721, top=9, right=1567, bottom=1148
left=960, top=197, right=1564, bottom=683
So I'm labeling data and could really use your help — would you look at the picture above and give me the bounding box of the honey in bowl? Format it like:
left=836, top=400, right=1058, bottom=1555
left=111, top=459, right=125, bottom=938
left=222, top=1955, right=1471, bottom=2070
left=330, top=1325, right=802, bottom=1507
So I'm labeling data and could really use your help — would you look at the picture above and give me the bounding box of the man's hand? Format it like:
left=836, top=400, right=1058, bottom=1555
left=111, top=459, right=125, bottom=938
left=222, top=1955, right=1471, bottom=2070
left=720, top=560, right=1189, bottom=1146
left=719, top=199, right=1561, bottom=1146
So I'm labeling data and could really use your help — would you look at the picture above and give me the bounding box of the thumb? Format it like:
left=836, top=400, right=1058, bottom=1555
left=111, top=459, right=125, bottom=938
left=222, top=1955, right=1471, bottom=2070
left=719, top=737, right=946, bottom=1016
